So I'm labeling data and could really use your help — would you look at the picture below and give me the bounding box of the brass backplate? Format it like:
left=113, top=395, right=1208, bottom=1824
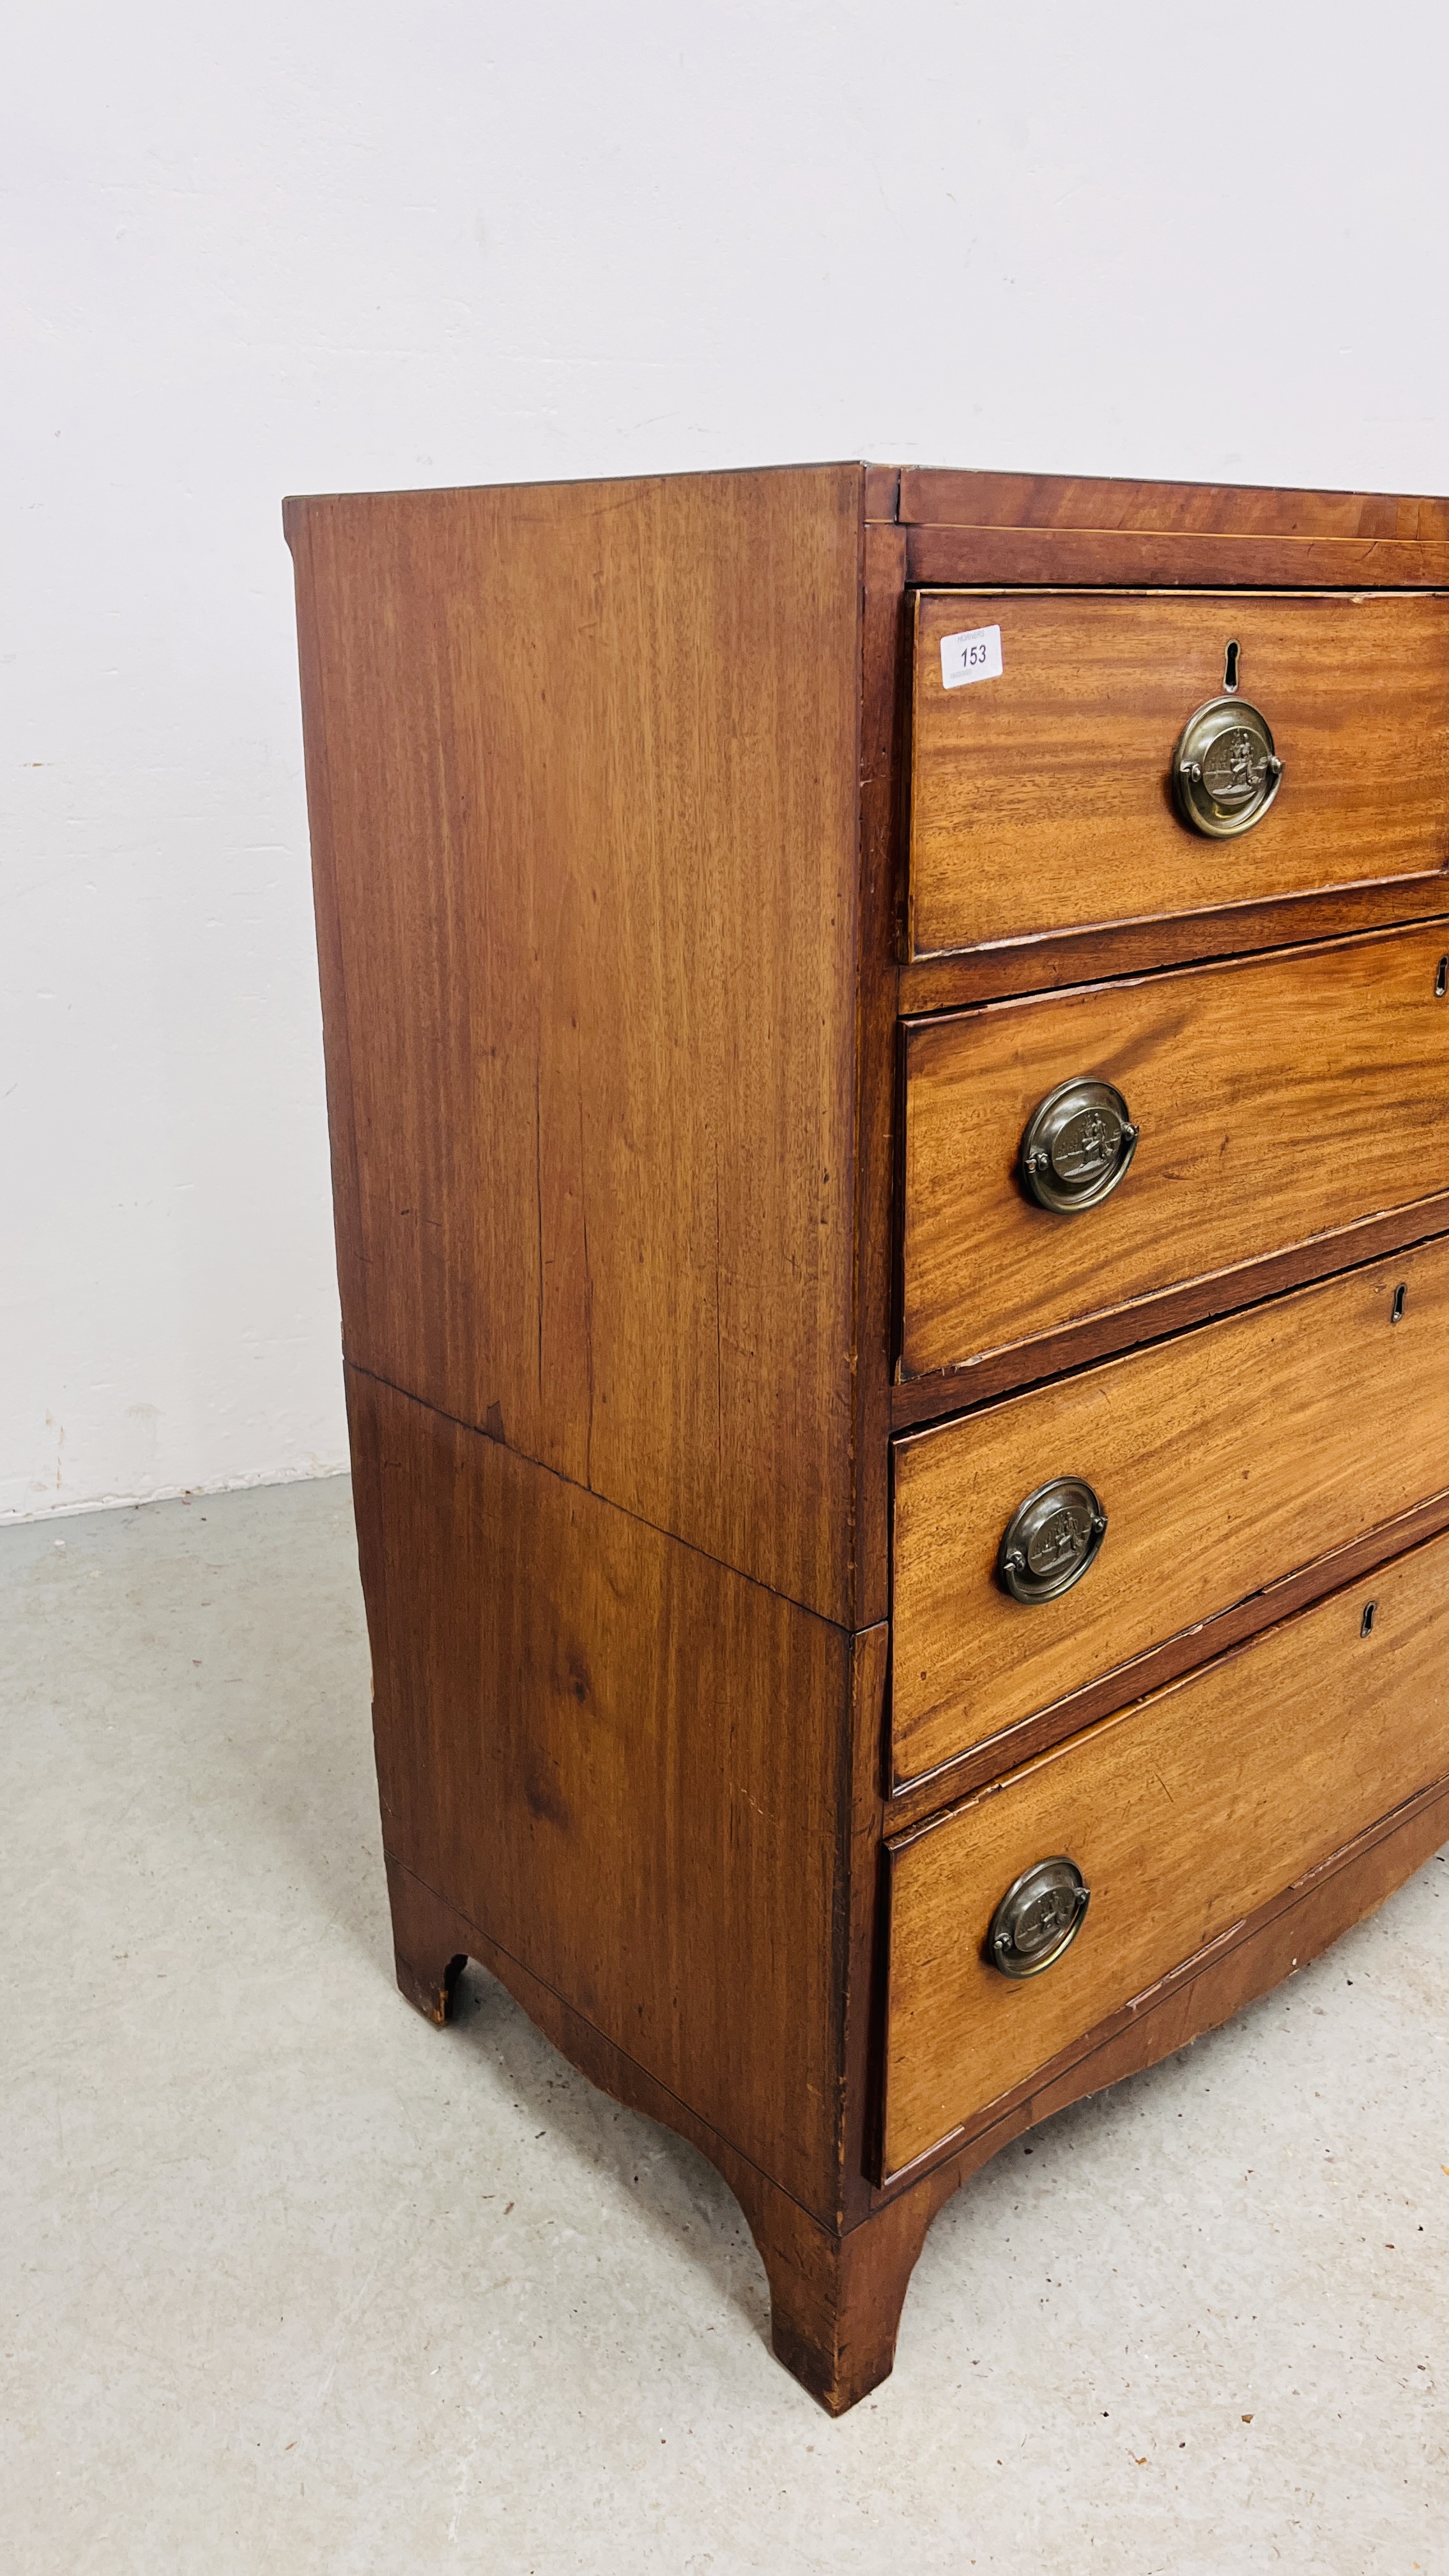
left=1172, top=695, right=1283, bottom=838
left=988, top=1856, right=1091, bottom=1978
left=1020, top=1075, right=1138, bottom=1215
left=997, top=1475, right=1108, bottom=1605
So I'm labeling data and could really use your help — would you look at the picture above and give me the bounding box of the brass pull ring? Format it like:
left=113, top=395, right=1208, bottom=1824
left=997, top=1476, right=1108, bottom=1605
left=1172, top=695, right=1284, bottom=838
left=988, top=1857, right=1091, bottom=1979
left=1020, top=1077, right=1138, bottom=1215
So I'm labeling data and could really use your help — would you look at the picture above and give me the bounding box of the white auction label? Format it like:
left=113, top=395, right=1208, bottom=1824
left=940, top=623, right=1003, bottom=689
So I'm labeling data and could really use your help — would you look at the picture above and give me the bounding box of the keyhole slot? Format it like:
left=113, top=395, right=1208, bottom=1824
left=1361, top=1600, right=1377, bottom=1637
left=1436, top=956, right=1446, bottom=998
left=1223, top=639, right=1241, bottom=693
left=1392, top=1282, right=1407, bottom=1324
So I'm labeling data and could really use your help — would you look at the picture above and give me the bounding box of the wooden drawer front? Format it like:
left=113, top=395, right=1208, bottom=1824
left=908, top=589, right=1449, bottom=959
left=892, top=1232, right=1449, bottom=1788
left=901, top=920, right=1449, bottom=1383
left=882, top=1529, right=1449, bottom=2176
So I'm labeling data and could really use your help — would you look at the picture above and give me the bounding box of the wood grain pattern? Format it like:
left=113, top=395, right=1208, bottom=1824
left=897, top=468, right=1449, bottom=539
left=873, top=1763, right=1449, bottom=2202
left=287, top=466, right=866, bottom=1624
left=891, top=1192, right=1449, bottom=1430
left=840, top=1619, right=892, bottom=2228
left=382, top=1846, right=926, bottom=2413
left=348, top=1365, right=852, bottom=2218
left=384, top=1721, right=1449, bottom=2406
left=892, top=1232, right=1449, bottom=1784
left=897, top=473, right=1449, bottom=592
left=862, top=464, right=901, bottom=523
left=898, top=883, right=1449, bottom=1017
left=901, top=921, right=1449, bottom=1381
left=757, top=2180, right=936, bottom=2415
left=852, top=521, right=911, bottom=1625
left=907, top=529, right=1449, bottom=592
left=882, top=1527, right=1449, bottom=2175
left=288, top=457, right=1449, bottom=2411
left=886, top=1485, right=1449, bottom=1825
left=910, top=590, right=1449, bottom=958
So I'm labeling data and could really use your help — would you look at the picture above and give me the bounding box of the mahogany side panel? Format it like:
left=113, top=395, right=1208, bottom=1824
left=349, top=1365, right=852, bottom=2218
left=288, top=466, right=865, bottom=1623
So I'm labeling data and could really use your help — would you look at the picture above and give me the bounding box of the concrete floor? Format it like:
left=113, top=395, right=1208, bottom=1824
left=3, top=1483, right=1447, bottom=2573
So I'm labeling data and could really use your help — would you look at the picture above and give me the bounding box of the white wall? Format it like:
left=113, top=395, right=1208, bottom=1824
left=6, top=0, right=1447, bottom=1518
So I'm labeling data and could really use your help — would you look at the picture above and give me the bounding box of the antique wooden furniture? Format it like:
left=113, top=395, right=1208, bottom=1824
left=285, top=464, right=1449, bottom=2413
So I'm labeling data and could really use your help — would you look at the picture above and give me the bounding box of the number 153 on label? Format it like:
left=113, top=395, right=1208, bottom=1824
left=940, top=624, right=1004, bottom=689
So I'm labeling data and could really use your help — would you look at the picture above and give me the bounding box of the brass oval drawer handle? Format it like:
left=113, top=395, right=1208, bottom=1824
left=1020, top=1075, right=1138, bottom=1214
left=989, top=1857, right=1091, bottom=1979
left=998, top=1476, right=1107, bottom=1604
left=1172, top=694, right=1284, bottom=838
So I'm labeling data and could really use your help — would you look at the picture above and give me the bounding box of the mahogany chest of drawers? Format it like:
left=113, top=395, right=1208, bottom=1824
left=286, top=463, right=1449, bottom=2411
